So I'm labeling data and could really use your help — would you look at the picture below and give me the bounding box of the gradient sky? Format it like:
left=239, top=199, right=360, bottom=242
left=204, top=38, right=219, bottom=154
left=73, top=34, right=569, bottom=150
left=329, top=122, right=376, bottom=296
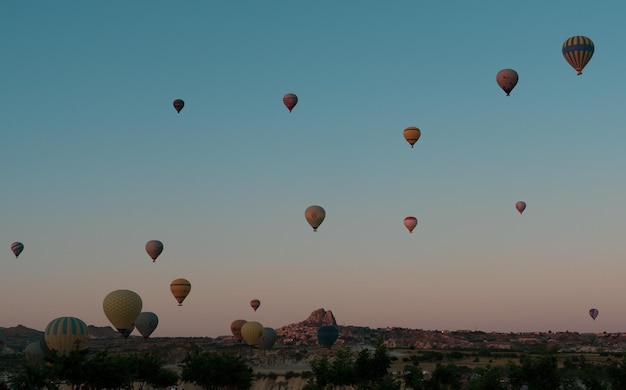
left=2, top=1, right=626, bottom=338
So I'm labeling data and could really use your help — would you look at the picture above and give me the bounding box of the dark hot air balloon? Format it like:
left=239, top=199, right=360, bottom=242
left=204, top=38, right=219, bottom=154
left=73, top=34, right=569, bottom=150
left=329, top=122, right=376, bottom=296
left=135, top=312, right=159, bottom=339
left=515, top=201, right=526, bottom=214
left=496, top=69, right=519, bottom=96
left=250, top=299, right=261, bottom=312
left=317, top=326, right=339, bottom=349
left=562, top=36, right=594, bottom=75
left=404, top=216, right=418, bottom=233
left=305, top=205, right=326, bottom=232
left=11, top=242, right=24, bottom=258
left=283, top=93, right=298, bottom=112
left=589, top=308, right=599, bottom=320
left=257, top=327, right=277, bottom=349
left=403, top=126, right=421, bottom=148
left=173, top=99, right=185, bottom=113
left=145, top=240, right=164, bottom=262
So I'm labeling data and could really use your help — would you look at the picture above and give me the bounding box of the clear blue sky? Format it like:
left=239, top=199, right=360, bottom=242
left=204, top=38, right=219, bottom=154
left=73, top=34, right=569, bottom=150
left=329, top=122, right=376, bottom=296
left=2, top=1, right=626, bottom=338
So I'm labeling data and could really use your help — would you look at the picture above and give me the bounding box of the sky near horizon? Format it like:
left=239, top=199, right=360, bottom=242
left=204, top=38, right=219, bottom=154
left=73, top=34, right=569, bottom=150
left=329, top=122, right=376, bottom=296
left=2, top=1, right=626, bottom=338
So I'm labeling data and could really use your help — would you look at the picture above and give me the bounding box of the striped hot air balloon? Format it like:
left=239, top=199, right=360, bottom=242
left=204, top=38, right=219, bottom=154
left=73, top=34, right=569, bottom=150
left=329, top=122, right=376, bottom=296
left=282, top=93, right=298, bottom=112
left=170, top=278, right=191, bottom=306
left=562, top=36, right=594, bottom=75
left=102, top=290, right=142, bottom=337
left=44, top=317, right=89, bottom=355
left=11, top=242, right=24, bottom=258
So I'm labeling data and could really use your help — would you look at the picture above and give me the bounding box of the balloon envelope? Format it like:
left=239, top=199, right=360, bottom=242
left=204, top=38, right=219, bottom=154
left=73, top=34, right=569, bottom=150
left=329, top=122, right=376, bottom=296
left=282, top=93, right=298, bottom=112
left=145, top=240, right=164, bottom=262
left=515, top=201, right=526, bottom=214
left=135, top=312, right=159, bottom=339
left=403, top=126, right=421, bottom=148
left=257, top=327, right=278, bottom=350
left=562, top=36, right=594, bottom=75
left=231, top=319, right=247, bottom=341
left=173, top=99, right=185, bottom=113
left=241, top=321, right=264, bottom=346
left=44, top=317, right=89, bottom=355
left=496, top=69, right=519, bottom=96
left=11, top=242, right=24, bottom=258
left=24, top=341, right=47, bottom=363
left=589, top=308, right=599, bottom=320
left=317, top=326, right=339, bottom=349
left=170, top=278, right=191, bottom=306
left=404, top=216, right=418, bottom=233
left=102, top=290, right=143, bottom=336
left=305, top=205, right=326, bottom=231
left=250, top=299, right=261, bottom=312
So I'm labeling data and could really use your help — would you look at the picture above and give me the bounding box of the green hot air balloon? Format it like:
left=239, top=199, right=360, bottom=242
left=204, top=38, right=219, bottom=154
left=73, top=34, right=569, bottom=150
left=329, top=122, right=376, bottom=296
left=317, top=325, right=339, bottom=349
left=257, top=327, right=278, bottom=350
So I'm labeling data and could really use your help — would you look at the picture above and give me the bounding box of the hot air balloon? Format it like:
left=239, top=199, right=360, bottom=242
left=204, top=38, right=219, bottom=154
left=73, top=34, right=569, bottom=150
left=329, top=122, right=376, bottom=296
left=562, top=36, right=594, bottom=75
left=589, top=308, right=599, bottom=321
left=24, top=341, right=47, bottom=363
left=44, top=317, right=89, bottom=355
left=103, top=289, right=142, bottom=337
left=170, top=278, right=191, bottom=306
left=231, top=319, right=247, bottom=341
left=283, top=93, right=298, bottom=112
left=241, top=321, right=264, bottom=346
left=173, top=99, right=185, bottom=113
left=135, top=312, right=159, bottom=339
left=121, top=325, right=135, bottom=338
left=11, top=242, right=24, bottom=258
left=404, top=216, right=418, bottom=233
left=145, top=240, right=164, bottom=262
left=317, top=325, right=339, bottom=349
left=0, top=329, right=4, bottom=352
left=515, top=201, right=526, bottom=214
left=305, top=205, right=326, bottom=232
left=250, top=299, right=261, bottom=312
left=257, top=327, right=278, bottom=350
left=496, top=69, right=519, bottom=96
left=403, top=126, right=421, bottom=148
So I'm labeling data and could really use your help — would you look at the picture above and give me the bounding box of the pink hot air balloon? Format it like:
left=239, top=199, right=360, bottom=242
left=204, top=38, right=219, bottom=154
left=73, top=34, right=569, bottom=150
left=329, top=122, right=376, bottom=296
left=496, top=69, right=519, bottom=96
left=282, top=93, right=298, bottom=112
left=515, top=201, right=526, bottom=214
left=404, top=216, right=418, bottom=233
left=250, top=299, right=260, bottom=312
left=145, top=240, right=164, bottom=262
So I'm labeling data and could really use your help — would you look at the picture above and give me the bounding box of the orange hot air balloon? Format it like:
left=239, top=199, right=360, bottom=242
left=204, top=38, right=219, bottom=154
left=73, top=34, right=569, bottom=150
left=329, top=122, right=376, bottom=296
left=515, top=201, right=526, bottom=214
left=404, top=216, right=418, bottom=233
left=173, top=99, right=185, bottom=113
left=170, top=278, right=191, bottom=306
left=231, top=319, right=247, bottom=341
left=282, top=93, right=298, bottom=112
left=562, top=36, right=594, bottom=75
left=250, top=299, right=261, bottom=312
left=305, top=205, right=326, bottom=232
left=145, top=240, right=164, bottom=262
left=496, top=69, right=519, bottom=96
left=403, top=126, right=421, bottom=148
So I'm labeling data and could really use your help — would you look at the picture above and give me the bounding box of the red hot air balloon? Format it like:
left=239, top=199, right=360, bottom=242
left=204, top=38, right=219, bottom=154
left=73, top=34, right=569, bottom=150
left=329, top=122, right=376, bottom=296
left=282, top=93, right=298, bottom=112
left=404, top=216, right=418, bottom=233
left=145, top=240, right=164, bottom=262
left=496, top=69, right=519, bottom=96
left=173, top=99, right=185, bottom=113
left=11, top=242, right=24, bottom=258
left=305, top=205, right=326, bottom=232
left=515, top=201, right=526, bottom=214
left=403, top=127, right=421, bottom=148
left=250, top=299, right=261, bottom=312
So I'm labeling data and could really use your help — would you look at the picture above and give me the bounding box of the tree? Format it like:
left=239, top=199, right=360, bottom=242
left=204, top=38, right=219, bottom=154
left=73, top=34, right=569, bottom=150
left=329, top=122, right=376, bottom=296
left=180, top=350, right=253, bottom=390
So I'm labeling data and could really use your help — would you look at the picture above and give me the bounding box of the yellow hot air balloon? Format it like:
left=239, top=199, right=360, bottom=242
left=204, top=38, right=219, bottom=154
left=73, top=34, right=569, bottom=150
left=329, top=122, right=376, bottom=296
left=403, top=126, right=421, bottom=148
left=230, top=319, right=247, bottom=341
left=102, top=290, right=142, bottom=337
left=240, top=321, right=264, bottom=346
left=44, top=317, right=88, bottom=356
left=305, top=205, right=326, bottom=232
left=170, top=278, right=191, bottom=306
